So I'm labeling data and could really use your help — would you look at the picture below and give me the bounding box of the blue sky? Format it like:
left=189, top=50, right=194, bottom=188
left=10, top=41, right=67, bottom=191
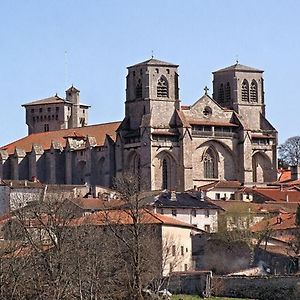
left=0, top=0, right=299, bottom=145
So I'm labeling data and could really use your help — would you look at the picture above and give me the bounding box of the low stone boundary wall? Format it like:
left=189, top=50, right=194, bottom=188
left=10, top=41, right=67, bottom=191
left=167, top=271, right=212, bottom=296
left=212, top=275, right=300, bottom=300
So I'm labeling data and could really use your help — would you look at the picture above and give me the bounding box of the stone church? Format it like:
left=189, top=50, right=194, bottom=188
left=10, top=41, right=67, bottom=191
left=0, top=58, right=277, bottom=191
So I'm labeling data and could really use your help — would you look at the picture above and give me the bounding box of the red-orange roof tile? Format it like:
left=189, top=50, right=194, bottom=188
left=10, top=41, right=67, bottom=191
left=1, top=121, right=121, bottom=155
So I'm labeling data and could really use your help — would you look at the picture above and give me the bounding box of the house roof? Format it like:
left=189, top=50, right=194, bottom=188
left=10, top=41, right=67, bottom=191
left=1, top=121, right=121, bottom=155
left=213, top=63, right=263, bottom=73
left=128, top=58, right=178, bottom=68
left=253, top=187, right=300, bottom=203
left=22, top=95, right=67, bottom=106
left=277, top=169, right=292, bottom=183
left=142, top=191, right=223, bottom=210
left=209, top=200, right=297, bottom=214
left=70, top=197, right=124, bottom=211
left=251, top=212, right=297, bottom=232
left=72, top=209, right=199, bottom=230
left=200, top=180, right=242, bottom=191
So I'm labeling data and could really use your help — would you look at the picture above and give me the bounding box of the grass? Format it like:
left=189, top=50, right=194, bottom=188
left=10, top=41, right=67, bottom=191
left=171, top=296, right=254, bottom=300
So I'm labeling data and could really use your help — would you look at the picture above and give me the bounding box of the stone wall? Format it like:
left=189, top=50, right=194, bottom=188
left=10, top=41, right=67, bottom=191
left=212, top=275, right=300, bottom=300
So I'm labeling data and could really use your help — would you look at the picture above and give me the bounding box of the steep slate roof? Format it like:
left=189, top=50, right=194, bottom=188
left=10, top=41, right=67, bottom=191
left=143, top=191, right=223, bottom=210
left=128, top=58, right=178, bottom=68
left=213, top=63, right=263, bottom=73
left=22, top=95, right=68, bottom=106
left=1, top=121, right=121, bottom=155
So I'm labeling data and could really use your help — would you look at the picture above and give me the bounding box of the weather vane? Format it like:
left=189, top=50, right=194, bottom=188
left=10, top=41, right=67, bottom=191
left=151, top=50, right=154, bottom=59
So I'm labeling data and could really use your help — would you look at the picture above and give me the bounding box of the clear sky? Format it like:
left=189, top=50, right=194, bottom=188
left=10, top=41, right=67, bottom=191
left=0, top=0, right=299, bottom=145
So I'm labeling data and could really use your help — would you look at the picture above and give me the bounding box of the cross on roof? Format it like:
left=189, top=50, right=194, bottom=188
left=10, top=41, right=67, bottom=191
left=204, top=86, right=209, bottom=95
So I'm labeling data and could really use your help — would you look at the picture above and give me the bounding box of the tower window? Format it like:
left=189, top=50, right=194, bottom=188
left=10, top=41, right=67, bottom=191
left=250, top=80, right=258, bottom=102
left=225, top=82, right=231, bottom=101
left=133, top=71, right=136, bottom=76
left=56, top=107, right=59, bottom=112
left=157, top=76, right=169, bottom=98
left=135, top=79, right=142, bottom=98
left=47, top=107, right=51, bottom=112
left=39, top=108, right=43, bottom=113
left=218, top=84, right=224, bottom=102
left=155, top=68, right=159, bottom=74
left=162, top=158, right=168, bottom=189
left=241, top=79, right=249, bottom=102
left=166, top=69, right=170, bottom=74
left=31, top=108, right=34, bottom=113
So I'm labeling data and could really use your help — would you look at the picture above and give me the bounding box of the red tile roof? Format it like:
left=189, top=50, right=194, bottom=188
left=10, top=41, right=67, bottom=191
left=251, top=212, right=297, bottom=232
left=71, top=198, right=124, bottom=210
left=254, top=187, right=300, bottom=203
left=1, top=121, right=121, bottom=155
left=277, top=169, right=292, bottom=182
left=200, top=180, right=242, bottom=190
left=72, top=209, right=198, bottom=229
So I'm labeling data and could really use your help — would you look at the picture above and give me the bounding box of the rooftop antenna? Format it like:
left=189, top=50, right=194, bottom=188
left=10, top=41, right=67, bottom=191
left=151, top=50, right=154, bottom=59
left=64, top=50, right=68, bottom=91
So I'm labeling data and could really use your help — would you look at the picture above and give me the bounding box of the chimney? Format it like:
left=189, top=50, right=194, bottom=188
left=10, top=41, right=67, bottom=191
left=170, top=191, right=177, bottom=201
left=290, top=165, right=300, bottom=181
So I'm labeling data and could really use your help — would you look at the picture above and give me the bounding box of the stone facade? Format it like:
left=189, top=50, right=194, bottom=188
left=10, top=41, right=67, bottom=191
left=0, top=58, right=277, bottom=191
left=22, top=86, right=90, bottom=134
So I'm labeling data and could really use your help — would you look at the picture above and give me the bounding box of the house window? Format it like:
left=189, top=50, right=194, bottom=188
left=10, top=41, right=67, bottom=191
left=56, top=107, right=59, bottom=112
left=47, top=107, right=51, bottom=112
left=184, top=264, right=188, bottom=271
left=39, top=108, right=43, bottom=113
left=204, top=224, right=211, bottom=233
left=31, top=108, right=34, bottom=113
left=250, top=79, right=258, bottom=102
left=191, top=209, right=196, bottom=217
left=241, top=79, right=249, bottom=102
left=135, top=79, right=142, bottom=98
left=155, top=68, right=159, bottom=74
left=181, top=246, right=184, bottom=256
left=160, top=208, right=164, bottom=214
left=216, top=193, right=220, bottom=200
left=44, top=124, right=49, bottom=132
left=33, top=116, right=35, bottom=122
left=230, top=193, right=235, bottom=200
left=166, top=68, right=170, bottom=74
left=172, top=209, right=177, bottom=217
left=205, top=210, right=209, bottom=217
left=225, top=82, right=231, bottom=101
left=157, top=76, right=169, bottom=98
left=55, top=115, right=58, bottom=120
left=172, top=245, right=176, bottom=256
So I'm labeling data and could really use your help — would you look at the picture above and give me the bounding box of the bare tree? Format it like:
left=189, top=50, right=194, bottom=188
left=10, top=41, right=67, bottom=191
left=279, top=136, right=300, bottom=167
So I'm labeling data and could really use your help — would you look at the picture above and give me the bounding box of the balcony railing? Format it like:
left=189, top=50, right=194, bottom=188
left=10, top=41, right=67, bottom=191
left=192, top=130, right=235, bottom=138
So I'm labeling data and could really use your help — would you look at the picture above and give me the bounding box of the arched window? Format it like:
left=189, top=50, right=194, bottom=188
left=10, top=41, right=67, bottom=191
left=225, top=82, right=231, bottom=101
left=203, top=148, right=218, bottom=179
left=135, top=79, right=142, bottom=98
left=218, top=84, right=224, bottom=102
left=241, top=79, right=249, bottom=102
left=162, top=158, right=168, bottom=190
left=157, top=76, right=169, bottom=98
left=250, top=80, right=258, bottom=102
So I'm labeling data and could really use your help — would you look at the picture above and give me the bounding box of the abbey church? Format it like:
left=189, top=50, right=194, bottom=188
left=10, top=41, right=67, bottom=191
left=0, top=58, right=277, bottom=191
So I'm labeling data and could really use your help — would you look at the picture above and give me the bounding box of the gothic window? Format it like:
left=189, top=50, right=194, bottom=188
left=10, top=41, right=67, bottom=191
left=203, top=148, right=218, bottom=179
left=162, top=158, right=168, bottom=189
left=250, top=79, right=258, bottom=102
left=218, top=84, right=224, bottom=102
left=135, top=79, right=142, bottom=98
left=225, top=82, right=231, bottom=101
left=157, top=76, right=169, bottom=98
left=241, top=79, right=249, bottom=102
